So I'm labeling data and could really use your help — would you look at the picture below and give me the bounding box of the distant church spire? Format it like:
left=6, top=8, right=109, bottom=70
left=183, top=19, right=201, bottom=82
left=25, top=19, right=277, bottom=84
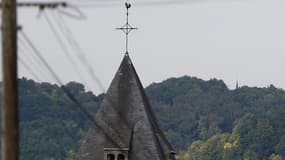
left=236, top=80, right=239, bottom=89
left=116, top=2, right=138, bottom=54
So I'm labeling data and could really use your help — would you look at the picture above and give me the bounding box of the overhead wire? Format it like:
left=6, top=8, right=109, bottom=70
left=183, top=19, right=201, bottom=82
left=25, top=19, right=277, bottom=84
left=18, top=37, right=52, bottom=81
left=19, top=30, right=65, bottom=85
left=19, top=36, right=51, bottom=73
left=18, top=55, right=41, bottom=82
left=66, top=0, right=242, bottom=8
left=54, top=10, right=106, bottom=93
left=66, top=0, right=120, bottom=6
left=18, top=44, right=42, bottom=81
left=19, top=33, right=98, bottom=155
left=65, top=0, right=130, bottom=8
left=57, top=4, right=87, bottom=20
left=42, top=9, right=92, bottom=90
left=19, top=29, right=123, bottom=149
left=66, top=0, right=195, bottom=8
left=66, top=2, right=119, bottom=8
left=67, top=0, right=119, bottom=3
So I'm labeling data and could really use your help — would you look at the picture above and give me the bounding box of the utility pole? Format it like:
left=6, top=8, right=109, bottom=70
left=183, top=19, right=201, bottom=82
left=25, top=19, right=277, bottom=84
left=0, top=2, right=67, bottom=159
left=1, top=0, right=18, bottom=160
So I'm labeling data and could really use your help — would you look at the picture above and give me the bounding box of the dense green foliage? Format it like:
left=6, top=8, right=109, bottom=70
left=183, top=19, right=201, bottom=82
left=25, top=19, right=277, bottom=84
left=18, top=78, right=102, bottom=160
left=13, top=76, right=285, bottom=159
left=147, top=76, right=285, bottom=160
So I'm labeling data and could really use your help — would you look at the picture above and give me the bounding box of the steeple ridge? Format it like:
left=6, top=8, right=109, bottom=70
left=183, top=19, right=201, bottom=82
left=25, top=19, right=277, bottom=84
left=76, top=55, right=175, bottom=160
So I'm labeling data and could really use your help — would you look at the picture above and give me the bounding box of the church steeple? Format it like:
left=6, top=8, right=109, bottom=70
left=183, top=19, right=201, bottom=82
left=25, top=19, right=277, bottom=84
left=76, top=3, right=174, bottom=160
left=76, top=54, right=175, bottom=160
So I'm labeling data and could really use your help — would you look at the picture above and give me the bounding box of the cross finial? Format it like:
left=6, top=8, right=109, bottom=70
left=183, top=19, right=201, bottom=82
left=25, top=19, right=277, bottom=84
left=116, top=2, right=138, bottom=54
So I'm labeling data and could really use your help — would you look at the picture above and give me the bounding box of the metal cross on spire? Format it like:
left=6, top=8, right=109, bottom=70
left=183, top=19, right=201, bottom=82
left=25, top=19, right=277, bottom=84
left=116, top=2, right=138, bottom=54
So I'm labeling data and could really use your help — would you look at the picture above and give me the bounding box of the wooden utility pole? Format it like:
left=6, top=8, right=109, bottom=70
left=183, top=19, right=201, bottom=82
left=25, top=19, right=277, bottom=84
left=1, top=0, right=19, bottom=159
left=0, top=2, right=67, bottom=160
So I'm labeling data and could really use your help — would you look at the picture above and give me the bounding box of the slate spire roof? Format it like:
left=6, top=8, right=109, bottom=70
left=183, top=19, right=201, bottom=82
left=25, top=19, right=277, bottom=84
left=76, top=53, right=175, bottom=160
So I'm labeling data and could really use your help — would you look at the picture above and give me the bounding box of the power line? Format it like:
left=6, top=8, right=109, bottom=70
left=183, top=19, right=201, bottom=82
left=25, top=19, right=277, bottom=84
left=54, top=11, right=106, bottom=93
left=18, top=48, right=90, bottom=156
left=66, top=0, right=193, bottom=8
left=42, top=10, right=91, bottom=88
left=18, top=37, right=52, bottom=81
left=19, top=29, right=123, bottom=148
left=18, top=56, right=41, bottom=81
left=56, top=4, right=86, bottom=20
left=67, top=0, right=242, bottom=8
left=19, top=30, right=63, bottom=84
left=66, top=2, right=119, bottom=8
left=67, top=0, right=118, bottom=3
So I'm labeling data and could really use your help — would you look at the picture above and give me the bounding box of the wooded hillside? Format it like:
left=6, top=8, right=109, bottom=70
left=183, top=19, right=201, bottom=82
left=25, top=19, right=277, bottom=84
left=8, top=77, right=285, bottom=160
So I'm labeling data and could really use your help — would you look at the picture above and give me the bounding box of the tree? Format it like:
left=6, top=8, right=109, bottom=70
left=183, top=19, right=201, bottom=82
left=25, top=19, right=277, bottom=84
left=275, top=135, right=285, bottom=157
left=232, top=114, right=256, bottom=149
left=269, top=154, right=284, bottom=160
left=252, top=119, right=274, bottom=157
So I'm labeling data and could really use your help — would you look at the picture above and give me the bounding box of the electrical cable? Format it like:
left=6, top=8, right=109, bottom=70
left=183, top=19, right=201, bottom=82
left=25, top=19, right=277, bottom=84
left=42, top=10, right=91, bottom=89
left=57, top=4, right=86, bottom=20
left=66, top=0, right=240, bottom=8
left=19, top=30, right=123, bottom=149
left=54, top=10, right=106, bottom=93
left=18, top=36, right=54, bottom=81
left=18, top=37, right=52, bottom=81
left=67, top=0, right=196, bottom=8
left=18, top=55, right=41, bottom=82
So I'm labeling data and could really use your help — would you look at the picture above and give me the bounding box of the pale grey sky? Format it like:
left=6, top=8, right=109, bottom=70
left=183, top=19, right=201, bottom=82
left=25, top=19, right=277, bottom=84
left=1, top=0, right=285, bottom=94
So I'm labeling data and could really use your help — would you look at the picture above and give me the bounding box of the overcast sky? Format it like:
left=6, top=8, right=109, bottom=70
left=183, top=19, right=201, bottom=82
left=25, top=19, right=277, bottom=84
left=1, top=0, right=285, bottom=94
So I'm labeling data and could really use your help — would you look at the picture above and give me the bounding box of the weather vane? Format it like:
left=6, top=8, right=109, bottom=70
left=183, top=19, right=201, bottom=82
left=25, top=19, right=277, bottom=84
left=116, top=2, right=138, bottom=54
